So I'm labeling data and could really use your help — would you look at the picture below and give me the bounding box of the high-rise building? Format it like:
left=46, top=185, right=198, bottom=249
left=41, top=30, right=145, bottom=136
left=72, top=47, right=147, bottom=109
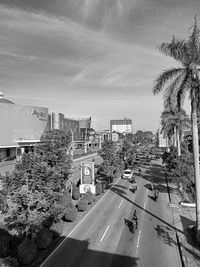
left=110, top=118, right=132, bottom=134
left=0, top=92, right=48, bottom=161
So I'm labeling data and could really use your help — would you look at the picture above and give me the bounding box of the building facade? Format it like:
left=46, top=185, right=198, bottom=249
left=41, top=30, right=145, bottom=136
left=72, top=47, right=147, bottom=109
left=110, top=118, right=132, bottom=134
left=0, top=92, right=49, bottom=161
left=48, top=113, right=92, bottom=143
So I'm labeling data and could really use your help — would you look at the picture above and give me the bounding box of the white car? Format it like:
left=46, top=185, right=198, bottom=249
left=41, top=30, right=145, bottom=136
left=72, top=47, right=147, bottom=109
left=122, top=169, right=134, bottom=179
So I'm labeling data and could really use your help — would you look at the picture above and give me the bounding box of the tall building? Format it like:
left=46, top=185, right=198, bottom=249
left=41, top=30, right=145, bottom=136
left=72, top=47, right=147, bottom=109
left=79, top=117, right=92, bottom=141
left=0, top=92, right=49, bottom=161
left=110, top=118, right=132, bottom=134
left=48, top=113, right=92, bottom=142
left=50, top=112, right=65, bottom=130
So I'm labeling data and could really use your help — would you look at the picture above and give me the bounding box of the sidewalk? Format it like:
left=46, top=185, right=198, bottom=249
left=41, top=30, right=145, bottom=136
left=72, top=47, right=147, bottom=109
left=168, top=182, right=200, bottom=267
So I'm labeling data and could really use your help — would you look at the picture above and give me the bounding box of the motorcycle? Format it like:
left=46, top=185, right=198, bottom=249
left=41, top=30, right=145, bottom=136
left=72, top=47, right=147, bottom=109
left=132, top=182, right=137, bottom=193
left=154, top=191, right=159, bottom=201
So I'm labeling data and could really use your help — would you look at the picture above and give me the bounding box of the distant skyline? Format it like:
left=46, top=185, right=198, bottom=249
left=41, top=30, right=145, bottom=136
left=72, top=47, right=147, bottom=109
left=0, top=0, right=199, bottom=132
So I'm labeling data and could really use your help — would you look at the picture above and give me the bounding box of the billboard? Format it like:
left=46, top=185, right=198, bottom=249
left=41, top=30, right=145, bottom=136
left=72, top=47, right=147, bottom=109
left=80, top=162, right=95, bottom=194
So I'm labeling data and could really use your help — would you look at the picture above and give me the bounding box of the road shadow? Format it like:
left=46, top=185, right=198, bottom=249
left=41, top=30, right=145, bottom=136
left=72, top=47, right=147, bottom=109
left=141, top=163, right=178, bottom=195
left=148, top=195, right=157, bottom=202
left=180, top=215, right=200, bottom=262
left=155, top=224, right=177, bottom=247
left=40, top=237, right=139, bottom=267
left=110, top=184, right=183, bottom=235
left=113, top=184, right=129, bottom=190
left=180, top=215, right=200, bottom=251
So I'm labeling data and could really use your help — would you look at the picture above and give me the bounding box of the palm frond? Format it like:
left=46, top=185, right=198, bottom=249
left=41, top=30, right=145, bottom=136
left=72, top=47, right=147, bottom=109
left=163, top=71, right=186, bottom=109
left=159, top=37, right=189, bottom=64
left=188, top=16, right=200, bottom=64
left=153, top=68, right=184, bottom=95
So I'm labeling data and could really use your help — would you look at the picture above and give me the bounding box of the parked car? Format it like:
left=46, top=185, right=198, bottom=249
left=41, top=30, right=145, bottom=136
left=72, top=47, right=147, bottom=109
left=122, top=169, right=134, bottom=180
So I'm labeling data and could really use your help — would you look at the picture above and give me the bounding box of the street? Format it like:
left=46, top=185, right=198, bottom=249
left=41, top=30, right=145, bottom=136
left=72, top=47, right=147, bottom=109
left=41, top=159, right=181, bottom=267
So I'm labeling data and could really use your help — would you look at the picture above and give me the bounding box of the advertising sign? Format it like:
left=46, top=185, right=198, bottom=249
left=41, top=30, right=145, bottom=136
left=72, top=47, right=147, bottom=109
left=80, top=162, right=95, bottom=194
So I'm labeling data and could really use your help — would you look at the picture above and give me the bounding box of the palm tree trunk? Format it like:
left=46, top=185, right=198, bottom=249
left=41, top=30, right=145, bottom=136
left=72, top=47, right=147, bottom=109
left=174, top=126, right=177, bottom=147
left=191, top=95, right=200, bottom=242
left=176, top=128, right=181, bottom=156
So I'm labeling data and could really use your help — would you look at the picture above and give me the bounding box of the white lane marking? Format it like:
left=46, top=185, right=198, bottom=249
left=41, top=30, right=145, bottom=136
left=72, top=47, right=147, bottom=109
left=143, top=202, right=146, bottom=210
left=100, top=225, right=110, bottom=242
left=118, top=200, right=123, bottom=208
left=136, top=230, right=141, bottom=248
left=40, top=177, right=121, bottom=267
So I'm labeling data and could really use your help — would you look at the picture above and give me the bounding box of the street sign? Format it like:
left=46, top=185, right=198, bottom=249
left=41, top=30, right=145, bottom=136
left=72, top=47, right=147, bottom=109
left=81, top=162, right=94, bottom=185
left=80, top=162, right=95, bottom=194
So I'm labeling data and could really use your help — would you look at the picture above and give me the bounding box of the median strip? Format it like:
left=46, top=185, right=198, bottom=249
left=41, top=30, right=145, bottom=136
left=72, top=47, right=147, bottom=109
left=100, top=225, right=110, bottom=242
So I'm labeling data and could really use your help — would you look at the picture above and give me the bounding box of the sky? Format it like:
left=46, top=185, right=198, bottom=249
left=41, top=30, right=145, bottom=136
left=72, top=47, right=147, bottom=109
left=0, top=0, right=199, bottom=132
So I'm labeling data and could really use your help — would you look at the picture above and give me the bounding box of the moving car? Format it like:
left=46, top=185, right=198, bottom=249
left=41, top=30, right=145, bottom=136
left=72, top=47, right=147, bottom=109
left=122, top=169, right=134, bottom=180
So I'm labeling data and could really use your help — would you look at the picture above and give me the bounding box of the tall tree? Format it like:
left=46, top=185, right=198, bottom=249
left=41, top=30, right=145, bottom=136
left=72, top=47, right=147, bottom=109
left=153, top=17, right=200, bottom=242
left=161, top=108, right=190, bottom=156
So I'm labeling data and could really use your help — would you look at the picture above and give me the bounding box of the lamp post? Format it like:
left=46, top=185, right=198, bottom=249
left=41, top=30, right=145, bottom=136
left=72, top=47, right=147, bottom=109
left=15, top=137, right=23, bottom=162
left=55, top=122, right=78, bottom=160
left=63, top=124, right=78, bottom=160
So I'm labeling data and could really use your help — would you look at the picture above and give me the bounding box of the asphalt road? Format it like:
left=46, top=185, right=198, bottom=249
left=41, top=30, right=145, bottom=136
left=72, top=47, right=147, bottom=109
left=41, top=159, right=181, bottom=267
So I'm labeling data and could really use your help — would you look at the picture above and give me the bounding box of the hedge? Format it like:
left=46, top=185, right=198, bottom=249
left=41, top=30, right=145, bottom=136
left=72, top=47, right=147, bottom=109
left=17, top=238, right=37, bottom=265
left=64, top=207, right=77, bottom=222
left=72, top=187, right=80, bottom=200
left=82, top=192, right=94, bottom=204
left=96, top=183, right=102, bottom=195
left=77, top=198, right=88, bottom=211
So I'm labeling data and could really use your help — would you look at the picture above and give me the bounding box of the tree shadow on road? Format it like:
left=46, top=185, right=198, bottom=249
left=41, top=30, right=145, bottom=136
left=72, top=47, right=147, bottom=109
left=110, top=184, right=183, bottom=235
left=113, top=184, right=129, bottom=190
left=40, top=237, right=139, bottom=267
left=155, top=224, right=177, bottom=247
left=179, top=215, right=200, bottom=260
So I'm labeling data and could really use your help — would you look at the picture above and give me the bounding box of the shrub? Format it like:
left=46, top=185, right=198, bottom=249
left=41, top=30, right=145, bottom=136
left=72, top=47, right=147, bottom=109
left=37, top=228, right=53, bottom=249
left=96, top=183, right=102, bottom=195
left=0, top=257, right=19, bottom=267
left=64, top=207, right=77, bottom=222
left=17, top=238, right=37, bottom=265
left=83, top=191, right=94, bottom=204
left=0, top=228, right=12, bottom=257
left=77, top=198, right=88, bottom=211
left=0, top=191, right=8, bottom=213
left=72, top=187, right=80, bottom=200
left=50, top=221, right=64, bottom=237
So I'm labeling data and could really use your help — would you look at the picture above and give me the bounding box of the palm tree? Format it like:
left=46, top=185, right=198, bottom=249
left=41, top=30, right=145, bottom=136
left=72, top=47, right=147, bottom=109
left=153, top=17, right=200, bottom=242
left=161, top=108, right=191, bottom=156
left=160, top=110, right=175, bottom=148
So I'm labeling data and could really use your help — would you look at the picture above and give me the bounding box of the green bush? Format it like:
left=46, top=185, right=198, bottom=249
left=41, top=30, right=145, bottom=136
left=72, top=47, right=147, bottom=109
left=96, top=183, right=102, bottom=195
left=0, top=257, right=19, bottom=267
left=77, top=199, right=88, bottom=211
left=83, top=192, right=94, bottom=204
left=17, top=238, right=37, bottom=265
left=64, top=207, right=77, bottom=222
left=37, top=228, right=53, bottom=249
left=72, top=187, right=80, bottom=200
left=50, top=221, right=64, bottom=237
left=0, top=228, right=12, bottom=257
left=0, top=191, right=8, bottom=213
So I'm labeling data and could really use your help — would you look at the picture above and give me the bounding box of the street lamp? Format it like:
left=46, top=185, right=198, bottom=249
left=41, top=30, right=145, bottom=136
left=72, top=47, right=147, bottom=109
left=65, top=125, right=78, bottom=159
left=55, top=122, right=78, bottom=160
left=15, top=137, right=23, bottom=162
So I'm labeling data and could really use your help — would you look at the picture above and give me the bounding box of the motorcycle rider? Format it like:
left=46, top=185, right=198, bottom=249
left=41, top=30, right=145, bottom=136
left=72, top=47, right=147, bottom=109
left=132, top=210, right=138, bottom=229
